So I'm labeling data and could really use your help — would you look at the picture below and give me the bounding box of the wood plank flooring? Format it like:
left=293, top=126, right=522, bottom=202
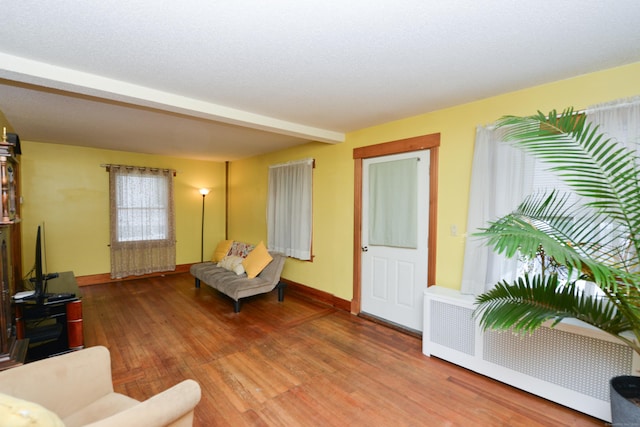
left=81, top=273, right=605, bottom=426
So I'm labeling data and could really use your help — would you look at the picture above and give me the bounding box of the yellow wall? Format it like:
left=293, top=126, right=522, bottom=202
left=19, top=142, right=226, bottom=277
left=0, top=112, right=13, bottom=134
left=228, top=140, right=354, bottom=299
left=3, top=62, right=639, bottom=291
left=229, top=62, right=640, bottom=300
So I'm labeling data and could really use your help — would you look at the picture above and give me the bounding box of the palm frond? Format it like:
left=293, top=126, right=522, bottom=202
left=473, top=275, right=630, bottom=336
left=475, top=189, right=638, bottom=291
left=474, top=107, right=640, bottom=356
left=496, top=109, right=640, bottom=258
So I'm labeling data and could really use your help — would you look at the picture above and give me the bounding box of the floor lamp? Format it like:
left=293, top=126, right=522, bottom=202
left=199, top=188, right=210, bottom=262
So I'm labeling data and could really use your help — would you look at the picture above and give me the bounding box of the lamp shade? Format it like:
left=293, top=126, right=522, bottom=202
left=199, top=188, right=210, bottom=196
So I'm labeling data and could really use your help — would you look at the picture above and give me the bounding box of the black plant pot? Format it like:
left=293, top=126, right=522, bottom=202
left=610, top=376, right=640, bottom=426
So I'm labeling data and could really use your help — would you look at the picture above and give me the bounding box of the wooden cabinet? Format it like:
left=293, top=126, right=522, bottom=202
left=0, top=128, right=23, bottom=366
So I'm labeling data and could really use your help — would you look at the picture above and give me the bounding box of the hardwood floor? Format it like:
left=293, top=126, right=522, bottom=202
left=81, top=273, right=605, bottom=426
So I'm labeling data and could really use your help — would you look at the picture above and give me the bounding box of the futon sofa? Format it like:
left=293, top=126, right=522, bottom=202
left=190, top=240, right=286, bottom=312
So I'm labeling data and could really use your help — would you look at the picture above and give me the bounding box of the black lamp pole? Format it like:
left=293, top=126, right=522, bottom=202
left=199, top=189, right=209, bottom=262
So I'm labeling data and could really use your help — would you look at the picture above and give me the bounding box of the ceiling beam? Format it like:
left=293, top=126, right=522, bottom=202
left=0, top=52, right=345, bottom=144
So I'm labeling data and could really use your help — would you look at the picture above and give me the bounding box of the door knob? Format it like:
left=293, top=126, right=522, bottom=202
left=362, top=246, right=368, bottom=252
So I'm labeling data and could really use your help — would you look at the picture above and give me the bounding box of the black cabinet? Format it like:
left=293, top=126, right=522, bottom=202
left=14, top=272, right=83, bottom=361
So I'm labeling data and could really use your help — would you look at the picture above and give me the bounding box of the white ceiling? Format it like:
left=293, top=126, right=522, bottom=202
left=0, top=1, right=639, bottom=162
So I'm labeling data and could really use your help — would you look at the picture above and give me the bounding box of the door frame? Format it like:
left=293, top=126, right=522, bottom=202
left=352, top=133, right=440, bottom=314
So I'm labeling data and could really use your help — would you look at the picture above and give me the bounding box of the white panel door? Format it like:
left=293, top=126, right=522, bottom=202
left=361, top=150, right=429, bottom=331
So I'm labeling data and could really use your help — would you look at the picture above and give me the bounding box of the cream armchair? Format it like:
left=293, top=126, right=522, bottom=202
left=0, top=346, right=201, bottom=427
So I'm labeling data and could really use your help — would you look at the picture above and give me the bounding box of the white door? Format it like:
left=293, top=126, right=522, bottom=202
left=361, top=150, right=429, bottom=331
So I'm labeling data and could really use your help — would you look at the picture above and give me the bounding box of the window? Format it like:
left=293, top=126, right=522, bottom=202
left=114, top=173, right=170, bottom=242
left=267, top=158, right=313, bottom=260
left=517, top=157, right=577, bottom=278
left=368, top=157, right=418, bottom=249
left=461, top=96, right=640, bottom=296
left=108, top=165, right=176, bottom=279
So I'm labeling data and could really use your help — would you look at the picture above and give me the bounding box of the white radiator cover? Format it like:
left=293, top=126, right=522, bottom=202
left=422, top=286, right=639, bottom=422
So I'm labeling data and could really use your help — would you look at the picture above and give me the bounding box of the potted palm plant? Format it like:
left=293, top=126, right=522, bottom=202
left=472, top=108, right=640, bottom=423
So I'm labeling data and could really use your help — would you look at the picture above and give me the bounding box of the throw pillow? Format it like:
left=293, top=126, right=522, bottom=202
left=212, top=240, right=234, bottom=263
left=217, top=255, right=246, bottom=275
left=228, top=241, right=255, bottom=258
left=242, top=241, right=273, bottom=279
left=233, top=263, right=245, bottom=275
left=0, top=393, right=65, bottom=426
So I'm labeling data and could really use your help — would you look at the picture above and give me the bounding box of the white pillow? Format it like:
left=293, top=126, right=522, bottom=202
left=217, top=255, right=246, bottom=275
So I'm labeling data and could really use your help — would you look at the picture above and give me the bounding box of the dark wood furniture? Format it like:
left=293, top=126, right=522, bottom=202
left=14, top=272, right=83, bottom=360
left=0, top=128, right=22, bottom=369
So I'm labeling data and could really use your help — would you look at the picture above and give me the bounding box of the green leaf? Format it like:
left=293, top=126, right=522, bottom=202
left=473, top=275, right=630, bottom=336
left=473, top=108, right=640, bottom=355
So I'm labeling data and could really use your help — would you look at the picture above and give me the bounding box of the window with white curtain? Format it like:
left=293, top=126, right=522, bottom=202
left=267, top=158, right=313, bottom=260
left=461, top=96, right=640, bottom=296
left=108, top=165, right=176, bottom=279
left=516, top=152, right=579, bottom=279
left=368, top=157, right=418, bottom=248
left=114, top=174, right=170, bottom=242
left=520, top=101, right=640, bottom=284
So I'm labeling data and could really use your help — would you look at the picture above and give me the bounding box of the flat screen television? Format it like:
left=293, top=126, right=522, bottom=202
left=30, top=225, right=57, bottom=300
left=32, top=225, right=46, bottom=299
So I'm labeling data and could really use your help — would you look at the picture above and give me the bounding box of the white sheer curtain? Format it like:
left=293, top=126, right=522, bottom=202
left=587, top=96, right=640, bottom=151
left=460, top=126, right=536, bottom=295
left=586, top=96, right=640, bottom=270
left=369, top=157, right=418, bottom=248
left=109, top=166, right=176, bottom=279
left=461, top=96, right=640, bottom=296
left=267, top=158, right=313, bottom=260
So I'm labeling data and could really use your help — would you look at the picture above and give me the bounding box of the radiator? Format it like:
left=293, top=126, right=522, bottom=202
left=422, top=286, right=638, bottom=422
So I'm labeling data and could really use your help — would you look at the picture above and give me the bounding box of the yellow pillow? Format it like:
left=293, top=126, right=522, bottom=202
left=242, top=241, right=273, bottom=279
left=0, top=393, right=65, bottom=426
left=211, top=240, right=234, bottom=262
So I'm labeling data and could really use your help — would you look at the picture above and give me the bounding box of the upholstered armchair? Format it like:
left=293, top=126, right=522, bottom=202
left=0, top=345, right=201, bottom=427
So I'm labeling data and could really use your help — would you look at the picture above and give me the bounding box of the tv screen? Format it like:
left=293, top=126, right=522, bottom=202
left=33, top=225, right=45, bottom=299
